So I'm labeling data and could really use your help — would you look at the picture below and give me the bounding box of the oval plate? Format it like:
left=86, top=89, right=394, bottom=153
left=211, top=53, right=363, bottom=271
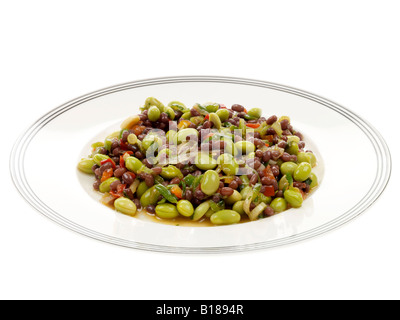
left=10, top=76, right=391, bottom=253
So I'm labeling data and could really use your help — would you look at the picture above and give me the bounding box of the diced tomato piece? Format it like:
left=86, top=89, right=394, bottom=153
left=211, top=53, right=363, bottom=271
left=263, top=185, right=275, bottom=197
left=101, top=168, right=114, bottom=182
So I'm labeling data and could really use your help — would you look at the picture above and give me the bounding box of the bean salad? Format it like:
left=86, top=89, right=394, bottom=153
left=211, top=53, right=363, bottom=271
left=77, top=97, right=319, bottom=225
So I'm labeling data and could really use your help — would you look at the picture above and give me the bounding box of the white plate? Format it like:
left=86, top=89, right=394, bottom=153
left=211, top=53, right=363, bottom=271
left=10, top=76, right=391, bottom=253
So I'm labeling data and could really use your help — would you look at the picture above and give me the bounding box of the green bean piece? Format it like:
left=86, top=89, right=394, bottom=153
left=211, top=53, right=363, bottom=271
left=148, top=106, right=161, bottom=122
left=284, top=188, right=303, bottom=208
left=293, top=162, right=312, bottom=182
left=77, top=158, right=95, bottom=174
left=99, top=177, right=120, bottom=193
left=161, top=165, right=184, bottom=180
left=192, top=201, right=211, bottom=221
left=140, top=186, right=160, bottom=207
left=247, top=107, right=262, bottom=119
left=234, top=141, right=255, bottom=155
left=194, top=152, right=217, bottom=170
left=210, top=210, right=241, bottom=225
left=155, top=203, right=179, bottom=219
left=225, top=190, right=242, bottom=205
left=176, top=200, right=194, bottom=217
left=270, top=197, right=287, bottom=213
left=136, top=181, right=149, bottom=199
left=216, top=109, right=230, bottom=122
left=93, top=154, right=110, bottom=166
left=200, top=170, right=220, bottom=196
left=125, top=156, right=144, bottom=173
left=232, top=200, right=245, bottom=215
left=155, top=184, right=178, bottom=204
left=114, top=197, right=137, bottom=216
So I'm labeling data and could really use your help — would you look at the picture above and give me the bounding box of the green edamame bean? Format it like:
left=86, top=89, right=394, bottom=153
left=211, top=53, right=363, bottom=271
left=200, top=170, right=220, bottom=196
left=223, top=139, right=238, bottom=157
left=234, top=141, right=255, bottom=155
left=309, top=172, right=318, bottom=189
left=114, top=197, right=137, bottom=216
left=176, top=200, right=194, bottom=217
left=296, top=152, right=311, bottom=164
left=293, top=162, right=312, bottom=182
left=217, top=154, right=239, bottom=176
left=99, top=177, right=120, bottom=193
left=125, top=156, right=143, bottom=173
left=308, top=152, right=317, bottom=167
left=270, top=197, right=287, bottom=212
left=181, top=112, right=192, bottom=120
left=144, top=97, right=165, bottom=112
left=176, top=128, right=199, bottom=144
left=209, top=113, right=222, bottom=129
left=286, top=141, right=299, bottom=155
left=161, top=165, right=184, bottom=179
left=240, top=186, right=252, bottom=200
left=140, top=186, right=160, bottom=207
left=232, top=201, right=245, bottom=215
left=204, top=103, right=219, bottom=113
left=155, top=203, right=179, bottom=219
left=210, top=210, right=241, bottom=225
left=148, top=106, right=161, bottom=122
left=77, top=158, right=95, bottom=174
left=284, top=189, right=303, bottom=208
left=216, top=109, right=230, bottom=122
left=280, top=161, right=298, bottom=176
left=225, top=190, right=242, bottom=205
left=247, top=107, right=262, bottom=119
left=192, top=201, right=210, bottom=221
left=194, top=152, right=217, bottom=170
left=136, top=181, right=149, bottom=199
left=93, top=153, right=110, bottom=166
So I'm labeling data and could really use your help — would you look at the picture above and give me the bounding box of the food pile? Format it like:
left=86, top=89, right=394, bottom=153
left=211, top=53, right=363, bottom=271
left=78, top=97, right=319, bottom=225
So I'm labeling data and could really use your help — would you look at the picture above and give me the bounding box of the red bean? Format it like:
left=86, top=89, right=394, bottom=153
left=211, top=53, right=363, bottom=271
left=220, top=187, right=234, bottom=196
left=231, top=104, right=245, bottom=112
left=228, top=180, right=239, bottom=190
left=266, top=115, right=278, bottom=125
left=264, top=206, right=275, bottom=216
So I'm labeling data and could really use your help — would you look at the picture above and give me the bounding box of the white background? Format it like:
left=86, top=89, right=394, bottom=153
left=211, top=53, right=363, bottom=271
left=1, top=1, right=399, bottom=300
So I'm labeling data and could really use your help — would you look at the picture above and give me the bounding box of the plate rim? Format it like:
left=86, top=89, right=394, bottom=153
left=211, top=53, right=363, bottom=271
left=9, top=75, right=392, bottom=253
